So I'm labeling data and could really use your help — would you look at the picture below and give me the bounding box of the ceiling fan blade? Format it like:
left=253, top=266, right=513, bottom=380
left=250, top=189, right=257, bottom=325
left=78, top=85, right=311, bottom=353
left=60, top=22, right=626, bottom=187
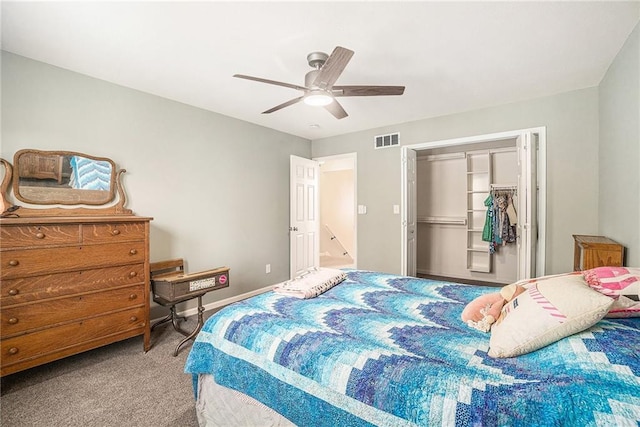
left=311, top=46, right=354, bottom=90
left=323, top=99, right=348, bottom=120
left=234, top=74, right=307, bottom=92
left=333, top=85, right=405, bottom=96
left=262, top=96, right=304, bottom=114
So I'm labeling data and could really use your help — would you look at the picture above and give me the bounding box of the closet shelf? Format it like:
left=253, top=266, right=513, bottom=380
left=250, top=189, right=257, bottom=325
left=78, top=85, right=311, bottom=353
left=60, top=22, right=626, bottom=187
left=417, top=216, right=467, bottom=225
left=468, top=264, right=491, bottom=273
left=467, top=247, right=489, bottom=253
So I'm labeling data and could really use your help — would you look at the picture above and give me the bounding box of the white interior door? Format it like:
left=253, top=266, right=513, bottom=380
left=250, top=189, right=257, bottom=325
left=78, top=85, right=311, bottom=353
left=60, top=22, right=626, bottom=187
left=402, top=148, right=417, bottom=276
left=290, top=155, right=319, bottom=278
left=516, top=132, right=538, bottom=279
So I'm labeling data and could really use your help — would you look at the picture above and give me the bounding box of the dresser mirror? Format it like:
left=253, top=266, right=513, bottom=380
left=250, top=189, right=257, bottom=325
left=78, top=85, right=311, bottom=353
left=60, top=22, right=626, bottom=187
left=12, top=149, right=116, bottom=205
left=1, top=150, right=131, bottom=217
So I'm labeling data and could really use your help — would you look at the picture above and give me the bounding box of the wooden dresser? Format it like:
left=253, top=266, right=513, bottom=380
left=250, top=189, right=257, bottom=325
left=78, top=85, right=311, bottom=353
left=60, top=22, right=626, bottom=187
left=0, top=215, right=151, bottom=376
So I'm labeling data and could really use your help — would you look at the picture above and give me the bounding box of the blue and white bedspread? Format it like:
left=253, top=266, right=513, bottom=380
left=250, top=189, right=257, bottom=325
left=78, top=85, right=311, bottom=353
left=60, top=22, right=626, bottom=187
left=185, top=270, right=640, bottom=426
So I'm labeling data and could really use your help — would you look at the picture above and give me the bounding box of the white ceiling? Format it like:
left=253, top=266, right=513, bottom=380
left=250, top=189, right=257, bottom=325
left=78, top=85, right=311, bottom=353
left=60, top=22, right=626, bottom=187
left=2, top=1, right=639, bottom=140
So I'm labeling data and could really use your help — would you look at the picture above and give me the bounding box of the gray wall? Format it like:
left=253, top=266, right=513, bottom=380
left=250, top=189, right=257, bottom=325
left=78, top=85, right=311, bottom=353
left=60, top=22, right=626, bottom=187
left=312, top=88, right=601, bottom=275
left=1, top=51, right=311, bottom=315
left=4, top=23, right=638, bottom=315
left=599, top=22, right=640, bottom=266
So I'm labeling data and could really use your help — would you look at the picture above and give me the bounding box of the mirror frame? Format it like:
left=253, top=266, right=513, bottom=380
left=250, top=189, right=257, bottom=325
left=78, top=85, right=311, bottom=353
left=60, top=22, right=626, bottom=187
left=12, top=149, right=117, bottom=206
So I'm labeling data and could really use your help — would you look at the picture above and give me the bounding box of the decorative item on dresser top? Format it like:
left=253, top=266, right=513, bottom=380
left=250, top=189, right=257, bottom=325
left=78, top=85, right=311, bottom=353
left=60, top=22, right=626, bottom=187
left=0, top=151, right=152, bottom=377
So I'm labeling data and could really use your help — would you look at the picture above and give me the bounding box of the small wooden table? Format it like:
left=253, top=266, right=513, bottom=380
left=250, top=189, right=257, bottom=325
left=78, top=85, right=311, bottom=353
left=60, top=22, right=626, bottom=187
left=150, top=259, right=229, bottom=356
left=572, top=235, right=624, bottom=271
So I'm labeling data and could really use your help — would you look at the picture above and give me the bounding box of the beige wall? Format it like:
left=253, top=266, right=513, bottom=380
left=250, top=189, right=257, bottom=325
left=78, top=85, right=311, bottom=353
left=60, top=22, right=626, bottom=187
left=599, top=22, right=640, bottom=266
left=320, top=169, right=355, bottom=257
left=1, top=51, right=311, bottom=316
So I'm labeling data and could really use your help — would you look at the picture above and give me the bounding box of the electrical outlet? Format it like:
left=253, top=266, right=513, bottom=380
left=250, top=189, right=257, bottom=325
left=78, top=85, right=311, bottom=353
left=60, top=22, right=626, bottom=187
left=266, top=264, right=271, bottom=274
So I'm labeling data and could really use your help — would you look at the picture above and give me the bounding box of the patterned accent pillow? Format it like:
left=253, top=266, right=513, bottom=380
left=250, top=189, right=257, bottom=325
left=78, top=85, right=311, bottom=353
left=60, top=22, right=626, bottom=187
left=488, top=274, right=613, bottom=358
left=582, top=267, right=640, bottom=318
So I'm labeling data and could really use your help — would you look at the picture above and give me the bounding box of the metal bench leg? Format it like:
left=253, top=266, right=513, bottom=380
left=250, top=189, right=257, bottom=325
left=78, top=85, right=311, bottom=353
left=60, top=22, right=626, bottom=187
left=152, top=305, right=187, bottom=331
left=151, top=312, right=172, bottom=331
left=173, top=295, right=205, bottom=357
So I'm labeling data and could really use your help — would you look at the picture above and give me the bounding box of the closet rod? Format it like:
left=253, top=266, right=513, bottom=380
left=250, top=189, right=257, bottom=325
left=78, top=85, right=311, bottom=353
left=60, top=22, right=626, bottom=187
left=490, top=184, right=517, bottom=191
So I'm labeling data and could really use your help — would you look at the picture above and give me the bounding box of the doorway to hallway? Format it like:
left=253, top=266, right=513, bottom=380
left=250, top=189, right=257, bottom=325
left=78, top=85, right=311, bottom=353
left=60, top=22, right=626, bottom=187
left=316, top=153, right=357, bottom=269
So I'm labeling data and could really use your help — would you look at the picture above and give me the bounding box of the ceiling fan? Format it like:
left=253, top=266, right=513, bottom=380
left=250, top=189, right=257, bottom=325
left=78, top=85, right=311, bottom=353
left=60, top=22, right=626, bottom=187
left=233, top=46, right=405, bottom=119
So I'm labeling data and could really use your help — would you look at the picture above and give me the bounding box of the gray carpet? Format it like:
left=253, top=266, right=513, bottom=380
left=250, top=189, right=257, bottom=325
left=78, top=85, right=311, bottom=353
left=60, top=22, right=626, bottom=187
left=1, top=315, right=209, bottom=427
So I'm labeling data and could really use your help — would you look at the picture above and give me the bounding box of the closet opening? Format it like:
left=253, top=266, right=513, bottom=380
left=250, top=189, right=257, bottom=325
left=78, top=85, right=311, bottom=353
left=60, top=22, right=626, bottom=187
left=401, top=128, right=546, bottom=285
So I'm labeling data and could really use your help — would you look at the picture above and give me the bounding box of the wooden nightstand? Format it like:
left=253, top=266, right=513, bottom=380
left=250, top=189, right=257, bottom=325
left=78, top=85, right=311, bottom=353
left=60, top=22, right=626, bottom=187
left=573, top=235, right=624, bottom=271
left=150, top=259, right=229, bottom=356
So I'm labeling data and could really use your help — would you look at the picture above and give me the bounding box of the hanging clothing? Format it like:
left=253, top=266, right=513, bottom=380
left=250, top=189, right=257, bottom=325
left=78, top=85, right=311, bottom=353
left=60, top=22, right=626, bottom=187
left=492, top=196, right=503, bottom=246
left=496, top=194, right=515, bottom=243
left=484, top=189, right=517, bottom=252
left=482, top=195, right=493, bottom=242
left=506, top=195, right=518, bottom=225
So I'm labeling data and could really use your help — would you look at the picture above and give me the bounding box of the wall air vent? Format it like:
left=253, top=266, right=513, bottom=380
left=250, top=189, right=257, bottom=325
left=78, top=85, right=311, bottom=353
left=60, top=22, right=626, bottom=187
left=374, top=133, right=400, bottom=149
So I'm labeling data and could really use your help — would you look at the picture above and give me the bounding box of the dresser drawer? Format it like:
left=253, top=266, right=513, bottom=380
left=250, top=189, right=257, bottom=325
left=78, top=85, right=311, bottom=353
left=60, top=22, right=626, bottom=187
left=1, top=241, right=146, bottom=279
left=1, top=284, right=145, bottom=338
left=1, top=306, right=146, bottom=370
left=0, top=225, right=80, bottom=248
left=82, top=222, right=146, bottom=243
left=1, top=264, right=145, bottom=306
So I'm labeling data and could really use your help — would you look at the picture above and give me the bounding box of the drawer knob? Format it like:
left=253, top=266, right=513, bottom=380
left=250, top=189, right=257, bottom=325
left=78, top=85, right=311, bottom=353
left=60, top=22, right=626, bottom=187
left=8, top=317, right=18, bottom=325
left=8, top=260, right=19, bottom=266
left=35, top=232, right=45, bottom=239
left=112, top=229, right=121, bottom=235
left=8, top=289, right=19, bottom=296
left=8, top=347, right=18, bottom=355
left=128, top=271, right=137, bottom=278
left=130, top=316, right=138, bottom=322
left=129, top=249, right=138, bottom=255
left=129, top=294, right=137, bottom=300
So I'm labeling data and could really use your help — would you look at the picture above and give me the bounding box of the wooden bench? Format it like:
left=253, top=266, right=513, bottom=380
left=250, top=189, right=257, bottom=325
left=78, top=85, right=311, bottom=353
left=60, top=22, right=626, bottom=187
left=150, top=259, right=229, bottom=356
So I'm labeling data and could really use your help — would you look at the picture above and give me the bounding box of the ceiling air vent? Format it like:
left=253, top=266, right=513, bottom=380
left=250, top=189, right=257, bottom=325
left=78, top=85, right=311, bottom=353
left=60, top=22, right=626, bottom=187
left=374, top=133, right=400, bottom=149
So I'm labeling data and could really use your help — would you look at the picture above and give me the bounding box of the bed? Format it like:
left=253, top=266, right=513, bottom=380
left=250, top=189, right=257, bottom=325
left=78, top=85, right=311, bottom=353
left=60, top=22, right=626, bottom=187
left=185, top=270, right=640, bottom=426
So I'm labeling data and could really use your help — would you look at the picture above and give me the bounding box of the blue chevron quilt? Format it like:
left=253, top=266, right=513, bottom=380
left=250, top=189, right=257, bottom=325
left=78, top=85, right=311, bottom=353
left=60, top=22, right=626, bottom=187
left=69, top=155, right=111, bottom=190
left=185, top=270, right=640, bottom=426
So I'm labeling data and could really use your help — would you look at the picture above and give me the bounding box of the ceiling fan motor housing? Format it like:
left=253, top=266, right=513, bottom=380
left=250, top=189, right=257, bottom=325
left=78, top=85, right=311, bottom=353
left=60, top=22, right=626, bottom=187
left=307, top=51, right=328, bottom=69
left=305, top=69, right=322, bottom=89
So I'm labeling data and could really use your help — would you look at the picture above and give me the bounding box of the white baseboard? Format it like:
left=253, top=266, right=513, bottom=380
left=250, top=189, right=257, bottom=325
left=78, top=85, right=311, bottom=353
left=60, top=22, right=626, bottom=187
left=151, top=284, right=274, bottom=322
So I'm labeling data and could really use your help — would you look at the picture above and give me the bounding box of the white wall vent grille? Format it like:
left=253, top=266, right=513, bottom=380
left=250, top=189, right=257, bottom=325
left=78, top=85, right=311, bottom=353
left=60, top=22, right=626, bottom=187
left=374, top=133, right=400, bottom=149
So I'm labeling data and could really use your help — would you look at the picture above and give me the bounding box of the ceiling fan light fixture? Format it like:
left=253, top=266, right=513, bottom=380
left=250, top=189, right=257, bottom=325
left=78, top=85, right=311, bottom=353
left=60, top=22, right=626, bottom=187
left=304, top=90, right=333, bottom=106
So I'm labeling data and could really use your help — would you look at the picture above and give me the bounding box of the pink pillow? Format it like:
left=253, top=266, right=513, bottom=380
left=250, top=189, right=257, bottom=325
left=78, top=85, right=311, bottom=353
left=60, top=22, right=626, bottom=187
left=583, top=267, right=640, bottom=318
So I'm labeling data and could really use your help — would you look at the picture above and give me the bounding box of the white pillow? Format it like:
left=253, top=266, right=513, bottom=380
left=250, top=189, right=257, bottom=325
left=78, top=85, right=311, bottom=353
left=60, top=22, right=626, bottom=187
left=488, top=274, right=613, bottom=358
